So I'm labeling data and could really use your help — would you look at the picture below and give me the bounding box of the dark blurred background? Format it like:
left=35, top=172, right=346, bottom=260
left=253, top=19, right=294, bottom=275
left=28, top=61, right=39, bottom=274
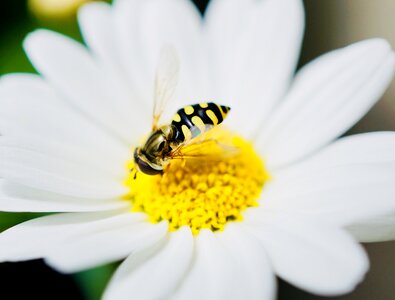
left=1, top=0, right=395, bottom=299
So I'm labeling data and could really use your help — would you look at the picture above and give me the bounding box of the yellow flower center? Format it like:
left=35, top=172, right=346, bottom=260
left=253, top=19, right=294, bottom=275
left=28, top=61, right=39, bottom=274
left=124, top=128, right=270, bottom=235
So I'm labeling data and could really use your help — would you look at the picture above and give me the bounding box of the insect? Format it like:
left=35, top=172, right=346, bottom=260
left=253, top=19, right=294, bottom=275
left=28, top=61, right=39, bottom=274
left=133, top=48, right=232, bottom=176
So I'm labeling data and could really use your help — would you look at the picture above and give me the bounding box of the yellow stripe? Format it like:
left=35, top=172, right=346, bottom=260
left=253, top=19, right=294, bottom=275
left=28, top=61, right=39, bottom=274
left=172, top=113, right=181, bottom=122
left=218, top=104, right=227, bottom=119
left=191, top=116, right=206, bottom=133
left=182, top=125, right=192, bottom=140
left=184, top=106, right=194, bottom=115
left=206, top=110, right=219, bottom=125
left=199, top=103, right=208, bottom=108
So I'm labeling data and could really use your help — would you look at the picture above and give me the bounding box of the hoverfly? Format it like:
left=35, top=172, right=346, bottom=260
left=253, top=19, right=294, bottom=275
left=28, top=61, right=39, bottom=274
left=133, top=48, right=233, bottom=176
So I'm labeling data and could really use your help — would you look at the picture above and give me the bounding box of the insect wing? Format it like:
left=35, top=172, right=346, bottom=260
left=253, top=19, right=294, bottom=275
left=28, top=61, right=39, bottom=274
left=152, top=46, right=180, bottom=130
left=170, top=126, right=239, bottom=161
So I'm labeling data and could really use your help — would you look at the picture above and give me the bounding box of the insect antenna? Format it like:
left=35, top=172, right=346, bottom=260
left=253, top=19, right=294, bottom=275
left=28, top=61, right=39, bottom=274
left=129, top=166, right=138, bottom=180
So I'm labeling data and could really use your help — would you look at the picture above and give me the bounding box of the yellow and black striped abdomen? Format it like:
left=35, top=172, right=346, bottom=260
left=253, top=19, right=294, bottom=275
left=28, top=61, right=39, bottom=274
left=171, top=102, right=231, bottom=142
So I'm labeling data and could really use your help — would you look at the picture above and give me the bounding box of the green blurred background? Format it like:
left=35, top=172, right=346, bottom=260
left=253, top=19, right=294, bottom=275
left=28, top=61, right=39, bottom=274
left=0, top=0, right=395, bottom=299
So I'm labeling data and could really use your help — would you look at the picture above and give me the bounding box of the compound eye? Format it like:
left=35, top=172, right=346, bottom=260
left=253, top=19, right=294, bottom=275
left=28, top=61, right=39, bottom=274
left=134, top=148, right=163, bottom=175
left=138, top=160, right=163, bottom=175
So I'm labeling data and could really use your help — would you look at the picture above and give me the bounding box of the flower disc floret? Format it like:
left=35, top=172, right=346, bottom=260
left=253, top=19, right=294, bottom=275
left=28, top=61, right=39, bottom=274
left=125, top=129, right=269, bottom=235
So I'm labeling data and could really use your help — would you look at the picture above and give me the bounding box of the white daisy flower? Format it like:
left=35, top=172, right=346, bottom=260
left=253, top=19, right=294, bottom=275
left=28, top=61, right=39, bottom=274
left=1, top=0, right=395, bottom=299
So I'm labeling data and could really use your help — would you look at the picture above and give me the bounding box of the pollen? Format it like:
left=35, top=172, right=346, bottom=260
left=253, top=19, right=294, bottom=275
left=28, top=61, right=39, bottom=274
left=124, top=129, right=270, bottom=235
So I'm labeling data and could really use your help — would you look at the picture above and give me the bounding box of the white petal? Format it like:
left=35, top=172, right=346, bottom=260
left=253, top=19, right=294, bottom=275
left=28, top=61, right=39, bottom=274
left=0, top=210, right=136, bottom=262
left=45, top=221, right=168, bottom=273
left=205, top=0, right=256, bottom=52
left=0, top=74, right=129, bottom=198
left=0, top=145, right=121, bottom=184
left=114, top=0, right=206, bottom=109
left=0, top=179, right=129, bottom=212
left=216, top=224, right=276, bottom=300
left=0, top=74, right=130, bottom=175
left=172, top=230, right=233, bottom=300
left=78, top=2, right=122, bottom=73
left=257, top=39, right=395, bottom=169
left=112, top=0, right=149, bottom=98
left=283, top=131, right=395, bottom=166
left=347, top=214, right=395, bottom=243
left=243, top=212, right=369, bottom=296
left=0, top=146, right=127, bottom=199
left=77, top=2, right=145, bottom=126
left=139, top=0, right=205, bottom=94
left=23, top=30, right=148, bottom=144
left=262, top=132, right=395, bottom=227
left=0, top=134, right=123, bottom=178
left=103, top=226, right=193, bottom=300
left=206, top=0, right=304, bottom=137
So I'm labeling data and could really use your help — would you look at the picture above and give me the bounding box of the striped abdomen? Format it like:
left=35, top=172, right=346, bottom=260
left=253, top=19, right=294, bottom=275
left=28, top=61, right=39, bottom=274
left=171, top=102, right=231, bottom=142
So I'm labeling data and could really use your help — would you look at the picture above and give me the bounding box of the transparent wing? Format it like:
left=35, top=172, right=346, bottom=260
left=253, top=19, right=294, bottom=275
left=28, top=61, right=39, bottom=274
left=170, top=126, right=240, bottom=161
left=152, top=46, right=180, bottom=130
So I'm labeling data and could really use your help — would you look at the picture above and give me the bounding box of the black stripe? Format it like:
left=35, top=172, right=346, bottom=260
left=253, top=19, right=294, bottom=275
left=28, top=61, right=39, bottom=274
left=208, top=103, right=224, bottom=124
left=196, top=108, right=214, bottom=126
left=178, top=109, right=195, bottom=128
left=221, top=105, right=230, bottom=114
left=171, top=111, right=184, bottom=142
left=172, top=122, right=185, bottom=142
left=172, top=108, right=194, bottom=142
